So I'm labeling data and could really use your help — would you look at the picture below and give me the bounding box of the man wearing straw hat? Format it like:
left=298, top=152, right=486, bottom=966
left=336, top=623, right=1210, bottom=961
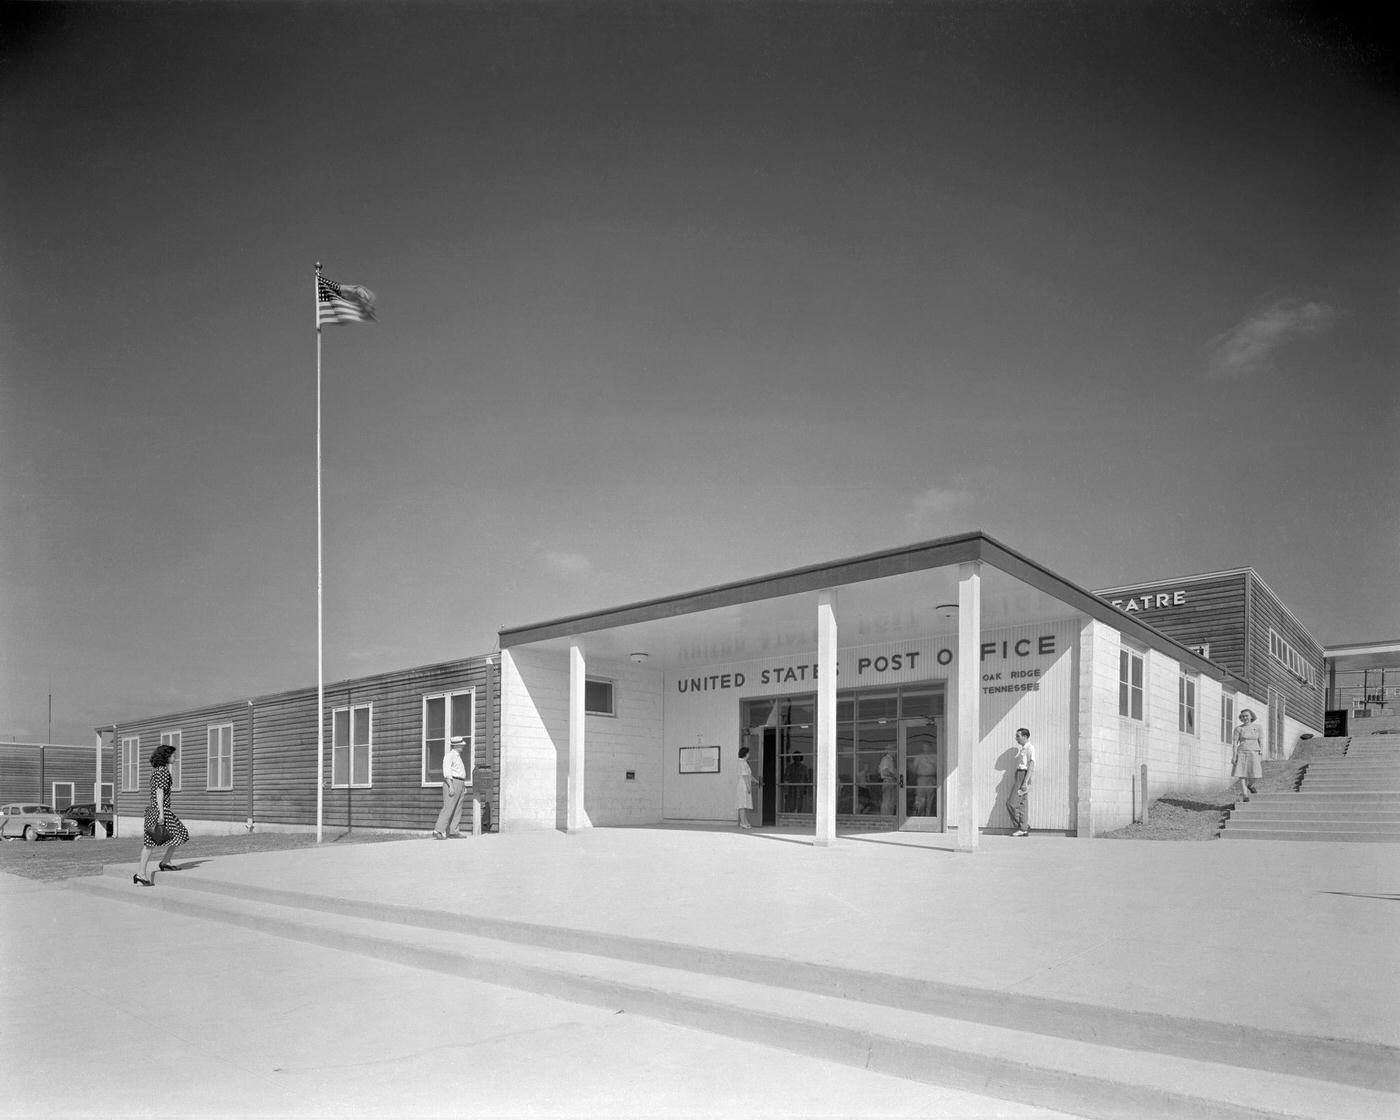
left=433, top=736, right=469, bottom=839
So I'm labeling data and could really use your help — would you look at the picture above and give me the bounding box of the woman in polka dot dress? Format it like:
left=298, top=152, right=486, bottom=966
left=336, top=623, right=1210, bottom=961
left=133, top=744, right=190, bottom=886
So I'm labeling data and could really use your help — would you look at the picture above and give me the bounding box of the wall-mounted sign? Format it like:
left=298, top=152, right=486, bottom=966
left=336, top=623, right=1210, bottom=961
left=679, top=745, right=721, bottom=774
left=1108, top=590, right=1187, bottom=613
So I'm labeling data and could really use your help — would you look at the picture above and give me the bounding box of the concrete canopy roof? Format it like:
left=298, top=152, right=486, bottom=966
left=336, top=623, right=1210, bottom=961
left=1324, top=641, right=1400, bottom=671
left=500, top=532, right=1231, bottom=681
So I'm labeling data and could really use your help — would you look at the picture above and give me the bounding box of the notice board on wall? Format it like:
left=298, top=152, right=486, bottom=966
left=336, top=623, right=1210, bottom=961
left=679, top=745, right=721, bottom=774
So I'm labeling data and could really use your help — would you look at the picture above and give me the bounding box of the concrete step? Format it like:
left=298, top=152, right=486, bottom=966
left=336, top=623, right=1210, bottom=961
left=1303, top=761, right=1400, bottom=772
left=67, top=871, right=1400, bottom=1120
left=1227, top=807, right=1400, bottom=822
left=1221, top=828, right=1400, bottom=843
left=1223, top=818, right=1400, bottom=834
left=1247, top=789, right=1400, bottom=799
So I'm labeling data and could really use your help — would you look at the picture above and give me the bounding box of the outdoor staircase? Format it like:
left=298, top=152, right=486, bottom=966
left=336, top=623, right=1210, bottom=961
left=1222, top=733, right=1400, bottom=842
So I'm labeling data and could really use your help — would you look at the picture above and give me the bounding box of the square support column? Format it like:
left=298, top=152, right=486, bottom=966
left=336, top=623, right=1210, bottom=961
left=814, top=590, right=838, bottom=846
left=956, top=562, right=982, bottom=852
left=568, top=642, right=588, bottom=833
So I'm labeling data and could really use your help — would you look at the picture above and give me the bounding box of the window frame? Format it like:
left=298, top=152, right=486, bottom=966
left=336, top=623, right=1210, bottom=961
left=160, top=730, right=183, bottom=791
left=121, top=736, right=140, bottom=792
left=1178, top=674, right=1197, bottom=736
left=331, top=703, right=373, bottom=789
left=1269, top=628, right=1317, bottom=686
left=206, top=722, right=233, bottom=791
left=1118, top=648, right=1145, bottom=722
left=585, top=676, right=616, bottom=717
left=52, top=781, right=76, bottom=810
left=421, top=688, right=476, bottom=787
left=1220, top=693, right=1236, bottom=743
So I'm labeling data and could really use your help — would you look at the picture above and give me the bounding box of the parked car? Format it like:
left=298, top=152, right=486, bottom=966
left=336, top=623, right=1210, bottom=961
left=0, top=803, right=81, bottom=841
left=64, top=801, right=115, bottom=838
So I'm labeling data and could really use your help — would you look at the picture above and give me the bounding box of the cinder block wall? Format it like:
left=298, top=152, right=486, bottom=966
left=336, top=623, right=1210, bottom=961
left=499, top=647, right=664, bottom=830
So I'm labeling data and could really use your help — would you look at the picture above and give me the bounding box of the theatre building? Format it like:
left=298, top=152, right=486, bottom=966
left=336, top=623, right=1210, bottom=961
left=1093, top=569, right=1326, bottom=757
left=499, top=533, right=1268, bottom=843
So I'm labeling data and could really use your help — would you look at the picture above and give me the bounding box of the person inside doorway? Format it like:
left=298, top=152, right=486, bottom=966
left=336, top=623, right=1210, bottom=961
left=784, top=748, right=811, bottom=812
left=878, top=750, right=898, bottom=815
left=909, top=731, right=938, bottom=816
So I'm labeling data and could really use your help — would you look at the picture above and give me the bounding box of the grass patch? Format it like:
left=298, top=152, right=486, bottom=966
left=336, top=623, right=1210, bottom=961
left=1102, top=788, right=1235, bottom=841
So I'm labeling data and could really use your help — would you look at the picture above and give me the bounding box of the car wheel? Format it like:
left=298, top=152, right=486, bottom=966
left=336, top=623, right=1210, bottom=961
left=23, top=826, right=37, bottom=842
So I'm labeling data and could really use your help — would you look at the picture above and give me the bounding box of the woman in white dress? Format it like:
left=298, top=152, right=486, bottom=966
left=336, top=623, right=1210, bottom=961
left=1232, top=709, right=1264, bottom=801
left=736, top=745, right=761, bottom=829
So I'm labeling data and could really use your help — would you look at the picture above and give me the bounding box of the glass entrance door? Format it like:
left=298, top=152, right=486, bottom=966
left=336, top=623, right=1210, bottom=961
left=751, top=684, right=944, bottom=830
left=900, top=714, right=943, bottom=831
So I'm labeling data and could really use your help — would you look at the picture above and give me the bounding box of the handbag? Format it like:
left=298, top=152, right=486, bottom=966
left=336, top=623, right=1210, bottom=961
left=149, top=820, right=171, bottom=846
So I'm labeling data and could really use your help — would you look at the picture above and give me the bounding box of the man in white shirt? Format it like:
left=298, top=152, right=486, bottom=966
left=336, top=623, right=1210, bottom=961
left=1008, top=728, right=1035, bottom=837
left=433, top=736, right=469, bottom=839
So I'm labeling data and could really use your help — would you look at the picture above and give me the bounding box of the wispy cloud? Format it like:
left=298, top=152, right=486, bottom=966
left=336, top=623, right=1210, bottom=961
left=1207, top=297, right=1344, bottom=378
left=533, top=544, right=594, bottom=579
left=903, top=485, right=975, bottom=540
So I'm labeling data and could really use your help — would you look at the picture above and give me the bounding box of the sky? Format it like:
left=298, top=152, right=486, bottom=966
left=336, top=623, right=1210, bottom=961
left=1, top=1, right=1396, bottom=744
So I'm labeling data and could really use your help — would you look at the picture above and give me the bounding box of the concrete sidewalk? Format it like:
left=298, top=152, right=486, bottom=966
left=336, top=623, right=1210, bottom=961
left=1, top=867, right=1079, bottom=1120
left=135, top=824, right=1400, bottom=1048
left=24, top=825, right=1400, bottom=1117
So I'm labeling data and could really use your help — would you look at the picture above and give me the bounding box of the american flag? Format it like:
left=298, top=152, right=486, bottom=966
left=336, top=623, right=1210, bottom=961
left=317, top=273, right=376, bottom=326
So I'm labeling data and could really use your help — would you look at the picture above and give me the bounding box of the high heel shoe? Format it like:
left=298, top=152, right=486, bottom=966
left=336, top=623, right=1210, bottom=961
left=158, top=863, right=183, bottom=871
left=132, top=875, right=153, bottom=887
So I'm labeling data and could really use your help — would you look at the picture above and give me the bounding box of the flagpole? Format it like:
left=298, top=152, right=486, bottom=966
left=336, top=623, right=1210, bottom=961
left=315, top=263, right=324, bottom=844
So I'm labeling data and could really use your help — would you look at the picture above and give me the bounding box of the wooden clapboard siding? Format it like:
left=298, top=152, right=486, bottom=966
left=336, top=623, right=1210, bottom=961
left=1244, top=573, right=1325, bottom=729
left=0, top=744, right=116, bottom=806
left=1097, top=572, right=1250, bottom=679
left=110, top=655, right=499, bottom=832
left=1095, top=569, right=1325, bottom=730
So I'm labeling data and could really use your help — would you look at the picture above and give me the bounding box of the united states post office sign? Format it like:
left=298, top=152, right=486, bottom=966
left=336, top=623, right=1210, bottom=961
left=670, top=622, right=1071, bottom=697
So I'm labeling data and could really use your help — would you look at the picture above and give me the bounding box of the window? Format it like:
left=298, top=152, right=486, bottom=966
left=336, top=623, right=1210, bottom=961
left=1220, top=694, right=1235, bottom=743
left=1119, top=649, right=1144, bottom=721
left=121, top=736, right=139, bottom=791
left=1269, top=629, right=1317, bottom=686
left=422, top=689, right=475, bottom=786
left=1178, top=675, right=1197, bottom=735
left=585, top=677, right=615, bottom=716
left=332, top=704, right=372, bottom=788
left=207, top=723, right=233, bottom=790
left=160, top=730, right=182, bottom=791
left=52, top=782, right=75, bottom=809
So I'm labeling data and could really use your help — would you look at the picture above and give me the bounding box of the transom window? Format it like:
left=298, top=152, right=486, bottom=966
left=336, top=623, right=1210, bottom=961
left=1119, top=648, right=1144, bottom=721
left=422, top=689, right=475, bottom=786
left=207, top=723, right=233, bottom=790
left=1269, top=629, right=1316, bottom=686
left=585, top=677, right=615, bottom=716
left=332, top=704, right=372, bottom=788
